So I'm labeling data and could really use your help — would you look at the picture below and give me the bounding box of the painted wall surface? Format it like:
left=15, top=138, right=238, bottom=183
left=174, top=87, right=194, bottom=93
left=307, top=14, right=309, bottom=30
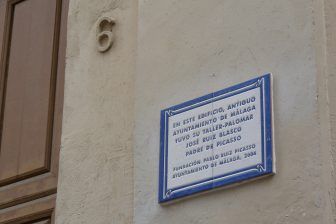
left=55, top=0, right=336, bottom=223
left=54, top=0, right=137, bottom=223
left=134, top=0, right=334, bottom=224
left=325, top=0, right=336, bottom=221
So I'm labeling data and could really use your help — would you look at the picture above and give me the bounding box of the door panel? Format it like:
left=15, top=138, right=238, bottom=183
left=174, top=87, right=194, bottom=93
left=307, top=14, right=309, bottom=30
left=0, top=195, right=55, bottom=224
left=34, top=220, right=51, bottom=224
left=33, top=220, right=51, bottom=224
left=0, top=1, right=5, bottom=49
left=0, top=0, right=57, bottom=186
left=0, top=0, right=67, bottom=222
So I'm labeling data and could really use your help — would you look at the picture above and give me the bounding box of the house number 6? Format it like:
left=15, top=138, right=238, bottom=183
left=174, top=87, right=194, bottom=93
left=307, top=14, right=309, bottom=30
left=97, top=17, right=115, bottom=53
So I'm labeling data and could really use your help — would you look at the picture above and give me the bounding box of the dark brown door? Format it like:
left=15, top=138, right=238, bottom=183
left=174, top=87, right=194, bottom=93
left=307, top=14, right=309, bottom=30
left=0, top=0, right=67, bottom=222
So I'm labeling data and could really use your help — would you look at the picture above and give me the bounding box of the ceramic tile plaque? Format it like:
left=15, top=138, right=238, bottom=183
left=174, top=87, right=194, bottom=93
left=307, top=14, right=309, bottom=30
left=159, top=74, right=275, bottom=203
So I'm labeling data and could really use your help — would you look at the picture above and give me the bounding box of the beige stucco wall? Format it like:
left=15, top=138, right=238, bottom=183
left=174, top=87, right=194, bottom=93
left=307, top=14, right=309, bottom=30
left=133, top=0, right=335, bottom=224
left=54, top=0, right=137, bottom=223
left=56, top=0, right=336, bottom=223
left=325, top=0, right=336, bottom=221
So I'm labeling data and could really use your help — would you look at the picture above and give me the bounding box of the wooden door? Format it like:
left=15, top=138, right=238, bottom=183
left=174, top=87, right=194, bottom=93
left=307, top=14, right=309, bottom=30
left=0, top=0, right=68, bottom=222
